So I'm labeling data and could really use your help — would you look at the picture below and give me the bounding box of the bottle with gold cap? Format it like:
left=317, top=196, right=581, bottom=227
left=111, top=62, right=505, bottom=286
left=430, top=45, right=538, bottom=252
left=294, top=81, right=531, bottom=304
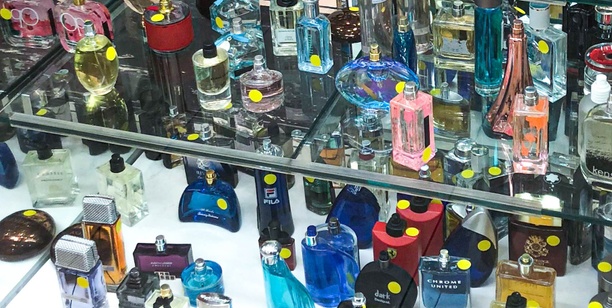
left=145, top=284, right=189, bottom=308
left=178, top=168, right=242, bottom=232
left=54, top=0, right=113, bottom=52
left=495, top=253, right=556, bottom=308
left=432, top=0, right=475, bottom=70
left=143, top=0, right=194, bottom=53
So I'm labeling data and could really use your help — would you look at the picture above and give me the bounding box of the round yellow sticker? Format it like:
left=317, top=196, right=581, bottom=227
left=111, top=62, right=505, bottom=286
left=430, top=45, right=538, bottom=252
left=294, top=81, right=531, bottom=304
left=546, top=235, right=560, bottom=247
left=0, top=8, right=11, bottom=20
left=248, top=89, right=263, bottom=103
left=478, top=240, right=491, bottom=252
left=187, top=133, right=199, bottom=141
left=589, top=302, right=604, bottom=308
left=488, top=166, right=502, bottom=176
left=422, top=147, right=432, bottom=163
left=388, top=281, right=401, bottom=294
left=217, top=199, right=228, bottom=210
left=598, top=261, right=612, bottom=273
left=461, top=169, right=475, bottom=179
left=215, top=17, right=224, bottom=29
left=310, top=55, right=321, bottom=67
left=76, top=277, right=89, bottom=288
left=36, top=109, right=48, bottom=116
left=397, top=200, right=410, bottom=210
left=349, top=7, right=359, bottom=11
left=305, top=177, right=315, bottom=183
left=395, top=81, right=406, bottom=94
left=151, top=13, right=164, bottom=22
left=457, top=259, right=471, bottom=270
left=23, top=210, right=37, bottom=217
left=406, top=227, right=419, bottom=237
left=280, top=248, right=292, bottom=259
left=538, top=40, right=549, bottom=54
left=526, top=300, right=541, bottom=308
left=106, top=47, right=117, bottom=61
left=264, top=174, right=277, bottom=185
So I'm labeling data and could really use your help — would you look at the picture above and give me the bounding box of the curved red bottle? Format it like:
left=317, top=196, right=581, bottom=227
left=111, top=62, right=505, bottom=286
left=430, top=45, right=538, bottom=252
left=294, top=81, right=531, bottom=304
left=372, top=214, right=421, bottom=283
left=396, top=197, right=444, bottom=256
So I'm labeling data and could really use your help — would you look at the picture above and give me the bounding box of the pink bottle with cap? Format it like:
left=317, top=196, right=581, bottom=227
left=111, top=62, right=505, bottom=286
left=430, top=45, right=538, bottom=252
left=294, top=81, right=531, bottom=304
left=54, top=0, right=113, bottom=53
left=0, top=0, right=56, bottom=48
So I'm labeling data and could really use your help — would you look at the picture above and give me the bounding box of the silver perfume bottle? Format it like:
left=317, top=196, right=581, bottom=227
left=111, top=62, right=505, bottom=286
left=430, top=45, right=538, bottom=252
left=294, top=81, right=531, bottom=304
left=196, top=293, right=232, bottom=308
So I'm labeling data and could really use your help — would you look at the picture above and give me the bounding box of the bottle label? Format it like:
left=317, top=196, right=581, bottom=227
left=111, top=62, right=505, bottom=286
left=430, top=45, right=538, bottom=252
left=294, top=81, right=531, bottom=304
left=440, top=38, right=470, bottom=56
left=585, top=133, right=612, bottom=181
left=1, top=7, right=39, bottom=28
left=59, top=12, right=85, bottom=35
left=425, top=276, right=467, bottom=294
left=274, top=29, right=296, bottom=44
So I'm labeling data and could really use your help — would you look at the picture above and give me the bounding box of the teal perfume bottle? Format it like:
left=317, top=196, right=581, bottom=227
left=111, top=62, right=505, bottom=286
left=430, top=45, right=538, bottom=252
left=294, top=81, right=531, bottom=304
left=215, top=17, right=265, bottom=79
left=296, top=0, right=333, bottom=74
left=181, top=258, right=224, bottom=306
left=474, top=0, right=503, bottom=96
left=178, top=170, right=242, bottom=232
left=261, top=240, right=315, bottom=308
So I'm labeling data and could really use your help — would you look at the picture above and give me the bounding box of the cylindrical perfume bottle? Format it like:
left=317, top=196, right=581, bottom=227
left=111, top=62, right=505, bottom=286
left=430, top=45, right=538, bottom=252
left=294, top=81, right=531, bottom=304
left=192, top=42, right=231, bottom=111
left=395, top=0, right=431, bottom=54
left=584, top=43, right=612, bottom=95
left=329, top=1, right=360, bottom=64
left=143, top=0, right=194, bottom=53
left=393, top=16, right=418, bottom=73
left=240, top=55, right=285, bottom=113
left=181, top=258, right=224, bottom=306
left=358, top=0, right=393, bottom=56
left=474, top=0, right=503, bottom=96
left=270, top=0, right=303, bottom=56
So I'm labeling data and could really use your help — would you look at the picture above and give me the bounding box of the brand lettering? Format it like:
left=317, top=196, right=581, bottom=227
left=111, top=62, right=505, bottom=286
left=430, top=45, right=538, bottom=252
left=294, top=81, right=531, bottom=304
left=263, top=198, right=280, bottom=205
left=427, top=279, right=462, bottom=289
left=374, top=290, right=391, bottom=304
left=8, top=7, right=39, bottom=28
left=60, top=12, right=85, bottom=34
left=593, top=166, right=612, bottom=179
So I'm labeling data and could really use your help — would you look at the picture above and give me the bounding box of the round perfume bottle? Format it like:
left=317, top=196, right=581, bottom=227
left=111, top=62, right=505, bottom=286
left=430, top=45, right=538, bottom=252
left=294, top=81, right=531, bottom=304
left=143, top=0, right=194, bottom=53
left=240, top=55, right=284, bottom=113
left=74, top=21, right=119, bottom=96
left=585, top=43, right=612, bottom=95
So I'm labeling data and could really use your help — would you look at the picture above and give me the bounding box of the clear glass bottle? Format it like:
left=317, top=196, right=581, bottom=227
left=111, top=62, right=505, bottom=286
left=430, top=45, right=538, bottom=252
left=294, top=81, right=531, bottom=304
left=270, top=0, right=303, bottom=56
left=209, top=0, right=260, bottom=35
left=512, top=87, right=549, bottom=175
left=581, top=92, right=612, bottom=186
left=133, top=235, right=194, bottom=279
left=215, top=18, right=265, bottom=79
left=161, top=106, right=187, bottom=169
left=96, top=154, right=148, bottom=227
left=432, top=82, right=470, bottom=139
left=22, top=148, right=79, bottom=207
left=196, top=293, right=232, bottom=308
left=393, top=16, right=418, bottom=73
left=0, top=0, right=56, bottom=48
left=144, top=284, right=189, bottom=308
left=419, top=249, right=471, bottom=307
left=116, top=268, right=160, bottom=308
left=495, top=253, right=556, bottom=308
left=443, top=138, right=474, bottom=184
left=579, top=75, right=611, bottom=160
left=296, top=0, right=333, bottom=74
left=240, top=55, right=284, bottom=113
left=432, top=1, right=475, bottom=70
left=181, top=258, right=224, bottom=306
left=584, top=43, right=612, bottom=95
left=348, top=140, right=390, bottom=221
left=474, top=0, right=503, bottom=96
left=358, top=0, right=393, bottom=56
left=192, top=42, right=231, bottom=111
left=0, top=142, right=19, bottom=189
left=74, top=20, right=118, bottom=95
left=328, top=185, right=380, bottom=248
left=54, top=0, right=113, bottom=53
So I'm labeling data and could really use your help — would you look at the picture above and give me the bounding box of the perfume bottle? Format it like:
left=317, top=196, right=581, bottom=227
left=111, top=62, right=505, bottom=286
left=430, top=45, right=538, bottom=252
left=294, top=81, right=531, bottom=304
left=396, top=197, right=444, bottom=256
left=432, top=1, right=475, bottom=70
left=585, top=43, right=612, bottom=95
left=209, top=0, right=260, bottom=35
left=356, top=251, right=418, bottom=308
left=443, top=207, right=498, bottom=287
left=512, top=87, right=549, bottom=175
left=0, top=142, right=19, bottom=189
left=181, top=259, right=224, bottom=306
left=589, top=6, right=612, bottom=48
left=390, top=81, right=436, bottom=171
left=337, top=293, right=366, bottom=308
left=328, top=184, right=380, bottom=248
left=489, top=292, right=527, bottom=308
left=524, top=3, right=567, bottom=103
left=348, top=140, right=390, bottom=221
left=474, top=0, right=503, bottom=96
left=495, top=254, right=556, bottom=308
left=393, top=16, right=417, bottom=73
left=240, top=55, right=284, bottom=113
left=16, top=109, right=63, bottom=154
left=301, top=221, right=360, bottom=307
left=358, top=0, right=393, bottom=56
left=0, top=0, right=56, bottom=48
left=54, top=235, right=108, bottom=308
left=501, top=0, right=517, bottom=65
left=133, top=235, right=194, bottom=279
left=593, top=202, right=612, bottom=268
left=74, top=21, right=118, bottom=96
left=335, top=43, right=420, bottom=111
left=161, top=106, right=188, bottom=170
left=580, top=93, right=612, bottom=187
left=144, top=284, right=189, bottom=308
left=183, top=127, right=238, bottom=188
left=143, top=0, right=194, bottom=53
left=328, top=1, right=360, bottom=63
left=269, top=0, right=303, bottom=56
left=303, top=176, right=336, bottom=215
left=81, top=195, right=127, bottom=291
left=178, top=170, right=242, bottom=232
left=96, top=154, right=148, bottom=227
left=22, top=148, right=79, bottom=207
left=443, top=138, right=475, bottom=184
left=372, top=214, right=421, bottom=282
left=598, top=255, right=612, bottom=293
left=116, top=268, right=160, bottom=308
left=579, top=75, right=610, bottom=158
left=259, top=220, right=296, bottom=271
left=54, top=0, right=113, bottom=53
left=419, top=249, right=471, bottom=308
left=590, top=292, right=612, bottom=308
left=296, top=0, right=333, bottom=74
left=485, top=20, right=534, bottom=139
left=261, top=240, right=315, bottom=308
left=215, top=18, right=265, bottom=79
left=432, top=83, right=471, bottom=138
left=192, top=42, right=231, bottom=111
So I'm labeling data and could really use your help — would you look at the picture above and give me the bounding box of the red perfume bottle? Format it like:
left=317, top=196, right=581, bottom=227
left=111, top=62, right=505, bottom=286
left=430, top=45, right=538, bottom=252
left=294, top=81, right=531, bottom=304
left=396, top=197, right=444, bottom=256
left=259, top=220, right=296, bottom=271
left=143, top=0, right=194, bottom=53
left=372, top=213, right=421, bottom=283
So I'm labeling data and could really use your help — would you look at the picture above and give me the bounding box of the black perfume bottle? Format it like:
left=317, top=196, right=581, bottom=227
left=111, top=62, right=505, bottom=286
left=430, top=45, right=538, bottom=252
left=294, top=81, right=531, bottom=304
left=116, top=268, right=160, bottom=308
left=16, top=108, right=63, bottom=154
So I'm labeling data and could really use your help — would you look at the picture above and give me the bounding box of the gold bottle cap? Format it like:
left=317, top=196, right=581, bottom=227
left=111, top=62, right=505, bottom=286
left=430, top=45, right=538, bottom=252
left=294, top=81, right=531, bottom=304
left=73, top=0, right=85, bottom=6
left=158, top=0, right=173, bottom=15
left=160, top=284, right=173, bottom=298
left=205, top=169, right=217, bottom=185
left=369, top=44, right=380, bottom=61
left=398, top=17, right=409, bottom=33
left=519, top=253, right=534, bottom=277
left=512, top=19, right=524, bottom=36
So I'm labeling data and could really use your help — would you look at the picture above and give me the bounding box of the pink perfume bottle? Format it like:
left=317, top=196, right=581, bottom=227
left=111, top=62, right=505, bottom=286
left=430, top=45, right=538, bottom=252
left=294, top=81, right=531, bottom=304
left=0, top=0, right=56, bottom=48
left=54, top=0, right=113, bottom=53
left=512, top=86, right=549, bottom=175
left=390, top=81, right=436, bottom=171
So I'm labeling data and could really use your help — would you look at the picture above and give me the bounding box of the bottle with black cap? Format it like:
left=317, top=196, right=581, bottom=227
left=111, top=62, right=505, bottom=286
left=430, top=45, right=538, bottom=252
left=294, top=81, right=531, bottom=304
left=193, top=40, right=231, bottom=111
left=22, top=147, right=79, bottom=207
left=117, top=268, right=160, bottom=307
left=270, top=0, right=303, bottom=56
left=258, top=220, right=296, bottom=270
left=396, top=196, right=444, bottom=256
left=96, top=153, right=148, bottom=226
left=489, top=291, right=527, bottom=308
left=372, top=213, right=421, bottom=282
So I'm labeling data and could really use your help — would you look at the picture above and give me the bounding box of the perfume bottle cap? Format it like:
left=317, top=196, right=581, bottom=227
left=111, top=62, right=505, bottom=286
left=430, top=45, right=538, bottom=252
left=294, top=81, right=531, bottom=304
left=197, top=293, right=232, bottom=308
left=440, top=82, right=450, bottom=100
left=328, top=217, right=341, bottom=235
left=200, top=123, right=213, bottom=140
left=352, top=292, right=366, bottom=307
left=369, top=44, right=380, bottom=61
left=158, top=0, right=174, bottom=15
left=592, top=74, right=612, bottom=104
left=277, top=0, right=298, bottom=7
left=83, top=20, right=95, bottom=37
left=202, top=43, right=218, bottom=59
left=409, top=197, right=431, bottom=214
left=82, top=195, right=119, bottom=224
left=528, top=3, right=550, bottom=30
left=54, top=235, right=100, bottom=272
left=258, top=138, right=284, bottom=157
left=523, top=86, right=538, bottom=106
left=37, top=148, right=53, bottom=160
left=454, top=138, right=474, bottom=160
left=195, top=258, right=206, bottom=271
left=419, top=165, right=432, bottom=180
left=378, top=250, right=390, bottom=269
left=359, top=140, right=374, bottom=159
left=155, top=235, right=167, bottom=252
left=439, top=249, right=450, bottom=268
left=231, top=18, right=244, bottom=34
left=205, top=170, right=217, bottom=185
left=511, top=19, right=524, bottom=36
left=474, top=0, right=501, bottom=8
left=305, top=225, right=317, bottom=246
left=261, top=240, right=282, bottom=265
left=126, top=268, right=144, bottom=289
left=109, top=153, right=126, bottom=173
left=398, top=16, right=410, bottom=33
left=505, top=292, right=527, bottom=308
left=596, top=6, right=612, bottom=26
left=73, top=0, right=85, bottom=6
left=404, top=81, right=418, bottom=100
left=470, top=144, right=489, bottom=173
left=452, top=1, right=465, bottom=17
left=159, top=284, right=174, bottom=299
left=386, top=214, right=407, bottom=237
left=518, top=253, right=534, bottom=276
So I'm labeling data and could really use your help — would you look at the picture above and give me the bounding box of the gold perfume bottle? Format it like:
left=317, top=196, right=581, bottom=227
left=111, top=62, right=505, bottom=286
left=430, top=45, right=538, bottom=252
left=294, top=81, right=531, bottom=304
left=495, top=253, right=556, bottom=308
left=74, top=20, right=119, bottom=96
left=81, top=195, right=127, bottom=291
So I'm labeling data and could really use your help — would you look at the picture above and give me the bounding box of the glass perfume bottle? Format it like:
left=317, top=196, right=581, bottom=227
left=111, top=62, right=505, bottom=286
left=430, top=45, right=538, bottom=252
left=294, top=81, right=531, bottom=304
left=524, top=3, right=567, bottom=103
left=215, top=18, right=265, bottom=79
left=396, top=197, right=444, bottom=256
left=116, top=268, right=160, bottom=308
left=259, top=220, right=296, bottom=271
left=588, top=6, right=612, bottom=49
left=178, top=170, right=242, bottom=232
left=181, top=259, right=224, bottom=306
left=74, top=21, right=118, bottom=96
left=419, top=249, right=471, bottom=308
left=196, top=293, right=232, bottom=308
left=210, top=0, right=260, bottom=35
left=183, top=132, right=238, bottom=188
left=192, top=42, right=231, bottom=111
left=54, top=235, right=108, bottom=308
left=16, top=109, right=63, bottom=154
left=432, top=82, right=471, bottom=138
left=144, top=284, right=189, bottom=308
left=143, top=0, right=194, bottom=53
left=358, top=0, right=393, bottom=56
left=495, top=254, right=556, bottom=308
left=474, top=0, right=503, bottom=96
left=372, top=214, right=421, bottom=282
left=96, top=154, right=148, bottom=227
left=356, top=251, right=418, bottom=308
left=301, top=221, right=360, bottom=307
left=328, top=0, right=360, bottom=63
left=161, top=106, right=187, bottom=169
left=390, top=81, right=436, bottom=171
left=348, top=140, right=390, bottom=221
left=303, top=176, right=335, bottom=215
left=270, top=0, right=303, bottom=56
left=22, top=148, right=79, bottom=207
left=296, top=0, right=333, bottom=74
left=393, top=16, right=417, bottom=73
left=133, top=235, right=194, bottom=279
left=581, top=92, right=612, bottom=186
left=584, top=43, right=612, bottom=95
left=512, top=87, right=549, bottom=175
left=432, top=1, right=475, bottom=70
left=335, top=43, right=420, bottom=111
left=443, top=138, right=474, bottom=184
left=328, top=184, right=380, bottom=249
left=54, top=0, right=113, bottom=53
left=261, top=240, right=315, bottom=308
left=0, top=0, right=56, bottom=48
left=0, top=142, right=19, bottom=189
left=590, top=292, right=612, bottom=308
left=240, top=55, right=284, bottom=113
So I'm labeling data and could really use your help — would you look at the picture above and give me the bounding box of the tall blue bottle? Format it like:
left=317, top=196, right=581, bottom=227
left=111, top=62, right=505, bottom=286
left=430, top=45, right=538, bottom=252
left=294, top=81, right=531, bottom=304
left=0, top=142, right=18, bottom=189
left=296, top=0, right=333, bottom=74
left=474, top=0, right=503, bottom=97
left=393, top=16, right=418, bottom=73
left=261, top=240, right=315, bottom=308
left=328, top=184, right=380, bottom=248
left=255, top=139, right=295, bottom=235
left=301, top=220, right=360, bottom=307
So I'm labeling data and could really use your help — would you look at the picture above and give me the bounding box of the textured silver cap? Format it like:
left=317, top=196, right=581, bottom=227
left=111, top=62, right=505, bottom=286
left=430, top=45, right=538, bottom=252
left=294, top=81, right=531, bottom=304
left=471, top=145, right=489, bottom=173
left=197, top=293, right=232, bottom=308
left=82, top=195, right=119, bottom=224
left=54, top=235, right=100, bottom=272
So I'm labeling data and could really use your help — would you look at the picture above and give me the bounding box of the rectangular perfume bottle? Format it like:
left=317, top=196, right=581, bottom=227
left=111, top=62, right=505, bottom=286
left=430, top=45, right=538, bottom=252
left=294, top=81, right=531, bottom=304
left=270, top=0, right=303, bottom=56
left=0, top=0, right=57, bottom=48
left=22, top=148, right=79, bottom=207
left=54, top=0, right=113, bottom=53
left=82, top=195, right=127, bottom=291
left=432, top=1, right=475, bottom=70
left=419, top=249, right=471, bottom=308
left=512, top=87, right=549, bottom=175
left=432, top=83, right=471, bottom=139
left=580, top=93, right=612, bottom=187
left=296, top=0, right=333, bottom=74
left=133, top=235, right=194, bottom=278
left=116, top=268, right=160, bottom=308
left=496, top=254, right=556, bottom=308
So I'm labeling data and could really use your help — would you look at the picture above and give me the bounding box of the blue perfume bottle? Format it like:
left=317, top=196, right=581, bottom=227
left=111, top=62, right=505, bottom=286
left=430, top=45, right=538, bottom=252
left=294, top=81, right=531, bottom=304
left=474, top=0, right=503, bottom=96
left=181, top=258, right=224, bottom=306
left=419, top=249, right=471, bottom=307
left=0, top=142, right=19, bottom=189
left=178, top=169, right=242, bottom=232
left=296, top=0, right=333, bottom=74
left=255, top=139, right=295, bottom=235
left=394, top=16, right=418, bottom=73
left=16, top=108, right=63, bottom=154
left=215, top=17, right=265, bottom=79
left=261, top=240, right=315, bottom=308
left=301, top=220, right=360, bottom=307
left=209, top=0, right=260, bottom=35
left=328, top=184, right=380, bottom=248
left=183, top=126, right=238, bottom=188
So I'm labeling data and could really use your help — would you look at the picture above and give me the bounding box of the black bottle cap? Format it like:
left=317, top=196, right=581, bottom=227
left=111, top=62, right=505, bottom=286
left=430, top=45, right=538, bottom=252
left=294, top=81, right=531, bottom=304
left=202, top=42, right=218, bottom=58
left=277, top=0, right=298, bottom=7
left=126, top=268, right=144, bottom=289
left=267, top=220, right=282, bottom=240
left=37, top=148, right=53, bottom=160
left=109, top=153, right=126, bottom=173
left=386, top=214, right=406, bottom=238
left=505, top=292, right=527, bottom=308
left=328, top=217, right=341, bottom=235
left=410, top=197, right=431, bottom=214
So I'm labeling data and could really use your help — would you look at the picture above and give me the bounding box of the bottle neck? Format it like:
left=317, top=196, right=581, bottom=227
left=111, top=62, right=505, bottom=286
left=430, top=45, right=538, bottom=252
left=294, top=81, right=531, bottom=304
left=304, top=2, right=319, bottom=19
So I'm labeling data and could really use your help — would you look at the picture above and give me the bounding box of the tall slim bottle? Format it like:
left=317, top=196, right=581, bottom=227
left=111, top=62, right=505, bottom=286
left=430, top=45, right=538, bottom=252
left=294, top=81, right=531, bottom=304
left=358, top=0, right=393, bottom=56
left=296, top=0, right=333, bottom=74
left=474, top=0, right=503, bottom=96
left=394, top=16, right=418, bottom=73
left=512, top=87, right=549, bottom=175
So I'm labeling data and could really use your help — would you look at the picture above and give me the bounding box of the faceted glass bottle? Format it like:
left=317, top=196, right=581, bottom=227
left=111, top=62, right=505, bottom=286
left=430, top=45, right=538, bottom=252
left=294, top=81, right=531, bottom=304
left=209, top=0, right=260, bottom=35
left=432, top=1, right=475, bottom=70
left=0, top=142, right=19, bottom=189
left=240, top=55, right=284, bottom=113
left=495, top=254, right=556, bottom=308
left=419, top=249, right=471, bottom=308
left=215, top=18, right=265, bottom=79
left=270, top=0, right=303, bottom=56
left=192, top=43, right=231, bottom=111
left=181, top=259, right=224, bottom=306
left=393, top=16, right=418, bottom=73
left=133, top=235, right=194, bottom=279
left=358, top=0, right=393, bottom=56
left=512, top=87, right=549, bottom=175
left=144, top=284, right=189, bottom=308
left=328, top=184, right=380, bottom=249
left=0, top=0, right=56, bottom=48
left=54, top=0, right=113, bottom=53
left=474, top=0, right=503, bottom=96
left=74, top=21, right=119, bottom=96
left=116, top=268, right=160, bottom=308
left=22, top=148, right=79, bottom=207
left=296, top=0, right=333, bottom=74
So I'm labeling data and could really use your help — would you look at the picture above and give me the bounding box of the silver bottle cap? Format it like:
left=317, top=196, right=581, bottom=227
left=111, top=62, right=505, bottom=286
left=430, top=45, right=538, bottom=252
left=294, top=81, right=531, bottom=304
left=440, top=82, right=450, bottom=100
left=519, top=253, right=534, bottom=277
left=197, top=293, right=232, bottom=308
left=195, top=258, right=206, bottom=271
left=155, top=235, right=167, bottom=253
left=54, top=235, right=100, bottom=272
left=403, top=81, right=417, bottom=100
left=231, top=18, right=243, bottom=34
left=452, top=1, right=465, bottom=17
left=596, top=6, right=612, bottom=26
left=260, top=240, right=282, bottom=265
left=470, top=145, right=489, bottom=173
left=454, top=138, right=475, bottom=160
left=528, top=3, right=550, bottom=30
left=439, top=249, right=450, bottom=269
left=419, top=165, right=431, bottom=180
left=524, top=86, right=538, bottom=106
left=83, top=20, right=95, bottom=37
left=257, top=138, right=284, bottom=157
left=200, top=123, right=213, bottom=141
left=82, top=195, right=119, bottom=224
left=352, top=292, right=366, bottom=307
left=328, top=217, right=341, bottom=235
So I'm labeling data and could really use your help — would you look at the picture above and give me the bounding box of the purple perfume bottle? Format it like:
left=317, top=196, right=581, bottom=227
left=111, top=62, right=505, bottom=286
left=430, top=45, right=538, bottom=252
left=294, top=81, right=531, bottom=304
left=133, top=235, right=194, bottom=279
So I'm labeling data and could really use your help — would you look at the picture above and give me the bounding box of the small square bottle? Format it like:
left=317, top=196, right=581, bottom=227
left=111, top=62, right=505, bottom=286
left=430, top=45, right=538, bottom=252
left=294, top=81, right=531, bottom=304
left=181, top=259, right=224, bottom=306
left=0, top=0, right=56, bottom=48
left=22, top=148, right=79, bottom=207
left=296, top=0, right=333, bottom=74
left=117, top=268, right=160, bottom=308
left=495, top=253, right=556, bottom=308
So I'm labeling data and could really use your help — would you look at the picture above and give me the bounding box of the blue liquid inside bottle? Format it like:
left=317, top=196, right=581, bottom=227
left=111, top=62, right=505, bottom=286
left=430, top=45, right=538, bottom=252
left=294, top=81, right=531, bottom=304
left=328, top=185, right=380, bottom=248
left=474, top=3, right=503, bottom=96
left=0, top=142, right=19, bottom=189
left=296, top=0, right=334, bottom=74
left=181, top=259, right=224, bottom=306
left=393, top=24, right=418, bottom=73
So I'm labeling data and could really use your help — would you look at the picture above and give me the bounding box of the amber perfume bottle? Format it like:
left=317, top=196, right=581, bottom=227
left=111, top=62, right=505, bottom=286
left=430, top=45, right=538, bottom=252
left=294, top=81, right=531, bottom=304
left=81, top=195, right=128, bottom=291
left=143, top=0, right=194, bottom=53
left=496, top=254, right=556, bottom=308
